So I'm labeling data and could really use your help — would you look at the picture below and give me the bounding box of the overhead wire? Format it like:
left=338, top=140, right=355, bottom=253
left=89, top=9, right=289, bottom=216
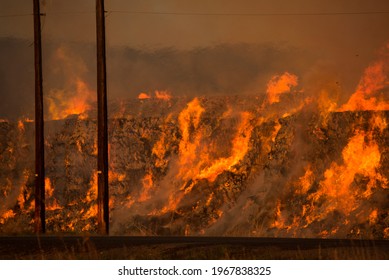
left=0, top=13, right=32, bottom=18
left=106, top=10, right=389, bottom=16
left=1, top=10, right=389, bottom=18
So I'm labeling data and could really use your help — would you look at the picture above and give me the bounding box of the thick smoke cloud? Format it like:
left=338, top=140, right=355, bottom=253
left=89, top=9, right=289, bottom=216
left=0, top=37, right=320, bottom=120
left=0, top=34, right=387, bottom=120
left=107, top=43, right=313, bottom=98
left=0, top=39, right=34, bottom=120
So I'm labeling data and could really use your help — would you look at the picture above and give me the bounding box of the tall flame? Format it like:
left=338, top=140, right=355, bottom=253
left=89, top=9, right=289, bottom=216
left=177, top=97, right=206, bottom=182
left=47, top=79, right=95, bottom=120
left=339, top=61, right=389, bottom=111
left=266, top=72, right=298, bottom=104
left=46, top=47, right=96, bottom=120
left=304, top=116, right=387, bottom=231
left=339, top=43, right=389, bottom=111
left=197, top=112, right=253, bottom=182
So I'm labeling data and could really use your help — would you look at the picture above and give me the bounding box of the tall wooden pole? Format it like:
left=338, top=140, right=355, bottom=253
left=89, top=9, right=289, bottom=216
left=96, top=0, right=109, bottom=235
left=33, top=0, right=45, bottom=234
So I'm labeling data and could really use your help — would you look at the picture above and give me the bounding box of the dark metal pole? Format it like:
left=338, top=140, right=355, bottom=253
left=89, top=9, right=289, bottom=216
left=96, top=0, right=109, bottom=235
left=33, top=0, right=45, bottom=234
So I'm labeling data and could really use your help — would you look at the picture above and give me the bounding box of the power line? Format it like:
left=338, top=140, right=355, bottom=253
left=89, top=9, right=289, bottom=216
left=0, top=11, right=93, bottom=18
left=0, top=13, right=32, bottom=18
left=2, top=10, right=389, bottom=18
left=107, top=10, right=389, bottom=16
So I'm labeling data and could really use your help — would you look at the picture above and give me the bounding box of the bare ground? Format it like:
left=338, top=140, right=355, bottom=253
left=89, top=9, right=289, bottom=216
left=0, top=236, right=388, bottom=260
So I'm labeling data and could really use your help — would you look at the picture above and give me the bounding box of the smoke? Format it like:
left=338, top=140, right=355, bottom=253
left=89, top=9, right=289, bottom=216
left=0, top=38, right=34, bottom=120
left=107, top=43, right=312, bottom=99
left=0, top=37, right=320, bottom=120
left=2, top=34, right=389, bottom=121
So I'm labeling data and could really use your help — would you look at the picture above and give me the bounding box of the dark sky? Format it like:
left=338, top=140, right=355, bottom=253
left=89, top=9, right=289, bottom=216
left=0, top=0, right=389, bottom=119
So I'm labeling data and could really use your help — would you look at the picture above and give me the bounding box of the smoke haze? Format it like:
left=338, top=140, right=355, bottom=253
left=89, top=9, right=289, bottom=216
left=1, top=0, right=389, bottom=119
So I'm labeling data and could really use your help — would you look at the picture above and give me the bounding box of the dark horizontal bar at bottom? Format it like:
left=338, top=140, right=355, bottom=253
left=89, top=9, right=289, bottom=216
left=0, top=235, right=388, bottom=253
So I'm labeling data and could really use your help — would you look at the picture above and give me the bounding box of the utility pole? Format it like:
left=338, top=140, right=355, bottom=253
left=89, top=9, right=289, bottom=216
left=96, top=0, right=109, bottom=235
left=33, top=0, right=45, bottom=234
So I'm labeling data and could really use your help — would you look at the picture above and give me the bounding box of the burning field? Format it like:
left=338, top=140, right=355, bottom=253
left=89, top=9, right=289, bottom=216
left=0, top=43, right=389, bottom=240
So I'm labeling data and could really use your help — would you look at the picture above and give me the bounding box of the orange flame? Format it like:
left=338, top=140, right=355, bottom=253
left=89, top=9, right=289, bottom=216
left=0, top=209, right=16, bottom=225
left=295, top=164, right=314, bottom=195
left=197, top=112, right=253, bottom=182
left=138, top=173, right=154, bottom=202
left=177, top=97, right=205, bottom=181
left=384, top=228, right=389, bottom=239
left=138, top=90, right=172, bottom=101
left=339, top=43, right=389, bottom=111
left=47, top=79, right=95, bottom=120
left=155, top=90, right=172, bottom=101
left=138, top=93, right=151, bottom=100
left=46, top=47, right=95, bottom=120
left=17, top=120, right=25, bottom=132
left=45, top=177, right=62, bottom=211
left=266, top=72, right=298, bottom=104
left=369, top=209, right=378, bottom=225
left=306, top=120, right=386, bottom=225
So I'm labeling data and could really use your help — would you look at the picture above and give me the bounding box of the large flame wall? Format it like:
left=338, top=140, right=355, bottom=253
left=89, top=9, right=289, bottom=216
left=0, top=97, right=388, bottom=239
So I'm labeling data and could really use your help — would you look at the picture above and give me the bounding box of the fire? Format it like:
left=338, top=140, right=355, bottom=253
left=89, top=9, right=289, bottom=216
left=323, top=130, right=379, bottom=202
left=369, top=209, right=378, bottom=225
left=45, top=178, right=62, bottom=211
left=0, top=209, right=16, bottom=224
left=339, top=44, right=389, bottom=111
left=138, top=172, right=154, bottom=202
left=197, top=112, right=253, bottom=182
left=295, top=164, right=314, bottom=195
left=384, top=228, right=389, bottom=239
left=85, top=172, right=98, bottom=204
left=45, top=177, right=54, bottom=198
left=138, top=90, right=172, bottom=101
left=370, top=112, right=388, bottom=133
left=155, top=90, right=172, bottom=101
left=46, top=47, right=96, bottom=120
left=138, top=93, right=151, bottom=100
left=176, top=98, right=254, bottom=185
left=271, top=120, right=282, bottom=142
left=177, top=97, right=205, bottom=182
left=264, top=112, right=388, bottom=238
left=317, top=90, right=338, bottom=126
left=108, top=170, right=126, bottom=183
left=47, top=79, right=95, bottom=120
left=306, top=121, right=385, bottom=226
left=152, top=133, right=168, bottom=168
left=266, top=72, right=298, bottom=104
left=17, top=120, right=25, bottom=132
left=272, top=200, right=283, bottom=228
left=2, top=43, right=389, bottom=238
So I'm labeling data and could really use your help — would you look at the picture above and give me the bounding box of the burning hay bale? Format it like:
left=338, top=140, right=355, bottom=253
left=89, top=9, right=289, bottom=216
left=0, top=97, right=388, bottom=239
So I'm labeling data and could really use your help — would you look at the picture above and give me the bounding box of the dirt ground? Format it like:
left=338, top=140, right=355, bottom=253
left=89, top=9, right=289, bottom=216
left=0, top=236, right=388, bottom=260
